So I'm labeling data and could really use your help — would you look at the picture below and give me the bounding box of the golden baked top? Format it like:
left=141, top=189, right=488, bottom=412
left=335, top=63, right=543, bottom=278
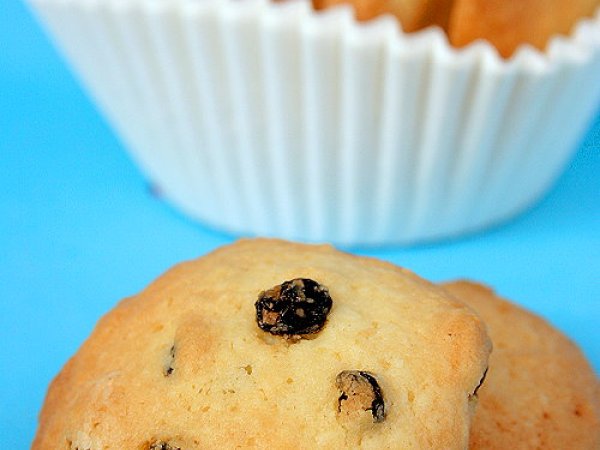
left=34, top=239, right=491, bottom=449
left=442, top=281, right=600, bottom=450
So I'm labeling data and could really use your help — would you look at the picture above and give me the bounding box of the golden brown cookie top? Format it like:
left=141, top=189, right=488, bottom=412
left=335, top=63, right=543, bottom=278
left=442, top=281, right=600, bottom=450
left=34, top=239, right=491, bottom=449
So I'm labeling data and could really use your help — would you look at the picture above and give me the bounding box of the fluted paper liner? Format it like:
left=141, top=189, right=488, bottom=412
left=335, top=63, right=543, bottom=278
left=29, top=0, right=600, bottom=245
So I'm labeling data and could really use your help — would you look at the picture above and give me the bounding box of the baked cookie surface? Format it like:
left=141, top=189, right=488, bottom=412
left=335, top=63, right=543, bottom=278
left=312, top=0, right=599, bottom=57
left=34, top=239, right=490, bottom=449
left=442, top=281, right=600, bottom=450
left=448, top=0, right=600, bottom=57
left=312, top=0, right=452, bottom=32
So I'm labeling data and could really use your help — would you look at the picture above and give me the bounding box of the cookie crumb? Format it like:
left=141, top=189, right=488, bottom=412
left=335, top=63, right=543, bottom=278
left=336, top=370, right=385, bottom=423
left=255, top=278, right=332, bottom=338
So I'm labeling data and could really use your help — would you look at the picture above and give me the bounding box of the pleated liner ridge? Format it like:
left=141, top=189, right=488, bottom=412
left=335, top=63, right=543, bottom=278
left=29, top=0, right=600, bottom=245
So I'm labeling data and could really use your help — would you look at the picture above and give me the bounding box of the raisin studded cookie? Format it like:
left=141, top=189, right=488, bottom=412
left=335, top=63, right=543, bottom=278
left=34, top=239, right=491, bottom=449
left=441, top=281, right=600, bottom=450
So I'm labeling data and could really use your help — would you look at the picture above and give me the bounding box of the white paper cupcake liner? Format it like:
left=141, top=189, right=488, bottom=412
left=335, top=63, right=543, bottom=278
left=28, top=0, right=600, bottom=245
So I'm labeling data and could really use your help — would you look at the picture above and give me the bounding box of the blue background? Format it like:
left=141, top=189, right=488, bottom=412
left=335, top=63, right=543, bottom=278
left=1, top=0, right=599, bottom=447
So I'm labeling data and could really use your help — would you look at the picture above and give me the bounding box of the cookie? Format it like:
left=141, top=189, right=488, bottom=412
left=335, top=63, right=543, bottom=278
left=313, top=0, right=599, bottom=57
left=312, top=0, right=453, bottom=32
left=441, top=281, right=600, bottom=449
left=34, top=239, right=491, bottom=449
left=448, top=0, right=600, bottom=57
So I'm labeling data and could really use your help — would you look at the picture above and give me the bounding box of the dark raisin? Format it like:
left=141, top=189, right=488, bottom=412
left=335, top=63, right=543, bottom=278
left=255, top=278, right=332, bottom=337
left=163, top=345, right=175, bottom=377
left=149, top=441, right=180, bottom=450
left=336, top=370, right=385, bottom=423
left=470, top=367, right=488, bottom=399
